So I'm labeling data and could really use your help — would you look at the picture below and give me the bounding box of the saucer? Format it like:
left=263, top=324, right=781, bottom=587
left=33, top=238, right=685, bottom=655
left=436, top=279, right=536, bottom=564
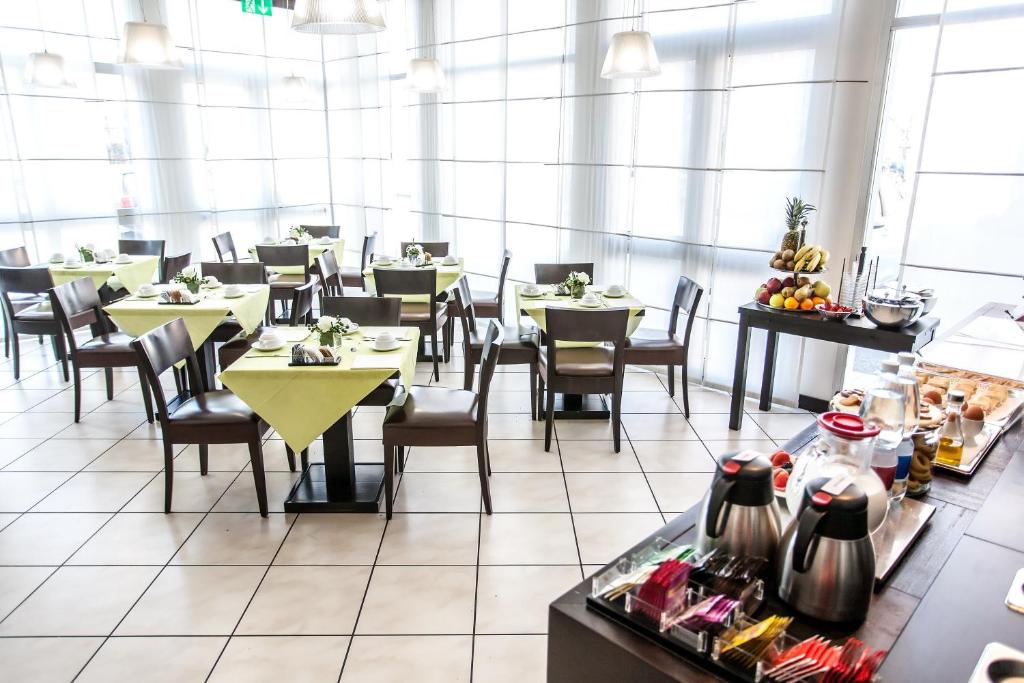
left=442, top=259, right=459, bottom=266
left=62, top=263, right=82, bottom=269
left=577, top=299, right=602, bottom=308
left=115, top=259, right=132, bottom=265
left=520, top=289, right=543, bottom=298
left=604, top=290, right=626, bottom=298
left=223, top=290, right=245, bottom=299
left=204, top=282, right=222, bottom=289
left=372, top=341, right=401, bottom=352
left=253, top=340, right=286, bottom=352
left=136, top=291, right=159, bottom=298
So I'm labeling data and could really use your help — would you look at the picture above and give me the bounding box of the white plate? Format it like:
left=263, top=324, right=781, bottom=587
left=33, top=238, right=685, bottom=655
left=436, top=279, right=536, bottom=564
left=577, top=300, right=602, bottom=308
left=371, top=341, right=402, bottom=352
left=204, top=282, right=222, bottom=289
left=252, top=340, right=286, bottom=351
left=604, top=291, right=626, bottom=298
left=62, top=263, right=82, bottom=269
left=223, top=291, right=246, bottom=299
left=115, top=259, right=132, bottom=265
left=371, top=261, right=393, bottom=267
left=520, top=290, right=544, bottom=298
left=136, top=291, right=159, bottom=298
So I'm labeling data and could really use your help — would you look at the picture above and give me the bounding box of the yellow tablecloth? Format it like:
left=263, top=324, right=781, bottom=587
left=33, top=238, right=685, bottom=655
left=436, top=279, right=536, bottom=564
left=515, top=285, right=645, bottom=337
left=104, top=285, right=270, bottom=350
left=49, top=255, right=160, bottom=294
left=362, top=258, right=464, bottom=301
left=249, top=239, right=346, bottom=275
left=219, top=326, right=419, bottom=452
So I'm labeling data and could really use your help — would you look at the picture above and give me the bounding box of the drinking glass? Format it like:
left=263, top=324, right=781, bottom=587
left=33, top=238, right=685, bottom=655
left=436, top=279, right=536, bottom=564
left=859, top=388, right=907, bottom=451
left=882, top=374, right=921, bottom=434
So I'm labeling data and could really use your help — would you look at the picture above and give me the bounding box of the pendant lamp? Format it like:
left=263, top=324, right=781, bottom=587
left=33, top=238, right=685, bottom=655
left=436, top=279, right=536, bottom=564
left=292, top=0, right=387, bottom=34
left=601, top=30, right=660, bottom=79
left=406, top=57, right=446, bottom=94
left=26, top=51, right=74, bottom=88
left=118, top=21, right=183, bottom=70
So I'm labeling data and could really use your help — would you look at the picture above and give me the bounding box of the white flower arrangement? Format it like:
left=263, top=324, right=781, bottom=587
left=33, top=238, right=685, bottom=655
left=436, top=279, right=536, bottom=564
left=288, top=226, right=309, bottom=241
left=562, top=270, right=590, bottom=298
left=405, top=243, right=424, bottom=261
left=308, top=315, right=354, bottom=340
left=172, top=266, right=207, bottom=293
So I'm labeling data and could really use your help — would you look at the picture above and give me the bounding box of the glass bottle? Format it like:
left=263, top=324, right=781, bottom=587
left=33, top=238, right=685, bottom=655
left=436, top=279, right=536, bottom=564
left=936, top=390, right=966, bottom=467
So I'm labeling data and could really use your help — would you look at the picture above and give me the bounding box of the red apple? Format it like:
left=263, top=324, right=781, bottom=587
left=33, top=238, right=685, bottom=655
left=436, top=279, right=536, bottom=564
left=756, top=287, right=771, bottom=305
left=781, top=276, right=796, bottom=289
left=765, top=277, right=782, bottom=294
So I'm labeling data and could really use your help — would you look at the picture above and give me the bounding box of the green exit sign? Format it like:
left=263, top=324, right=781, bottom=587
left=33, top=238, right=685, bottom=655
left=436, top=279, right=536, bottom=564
left=241, top=0, right=272, bottom=16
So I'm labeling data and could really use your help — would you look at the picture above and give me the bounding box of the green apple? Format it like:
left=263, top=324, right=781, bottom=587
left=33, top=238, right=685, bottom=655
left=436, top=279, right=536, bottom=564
left=769, top=293, right=785, bottom=308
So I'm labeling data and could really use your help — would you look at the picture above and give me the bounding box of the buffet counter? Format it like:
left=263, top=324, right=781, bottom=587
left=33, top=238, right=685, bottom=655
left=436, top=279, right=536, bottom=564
left=547, top=419, right=1024, bottom=682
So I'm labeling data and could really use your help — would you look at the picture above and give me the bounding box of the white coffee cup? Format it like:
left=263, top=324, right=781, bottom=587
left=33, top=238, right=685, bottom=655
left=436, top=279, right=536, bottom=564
left=375, top=255, right=392, bottom=265
left=50, top=252, right=64, bottom=263
left=138, top=283, right=157, bottom=297
left=318, top=236, right=332, bottom=245
left=522, top=284, right=540, bottom=296
left=205, top=276, right=220, bottom=288
left=581, top=292, right=599, bottom=304
left=259, top=330, right=284, bottom=347
left=442, top=254, right=458, bottom=266
left=262, top=236, right=276, bottom=244
left=374, top=331, right=396, bottom=350
left=116, top=253, right=131, bottom=264
left=606, top=284, right=624, bottom=296
left=224, top=283, right=243, bottom=297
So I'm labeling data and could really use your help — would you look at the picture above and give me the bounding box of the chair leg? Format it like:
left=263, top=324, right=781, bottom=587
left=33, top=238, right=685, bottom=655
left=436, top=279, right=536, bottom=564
left=537, top=377, right=545, bottom=422
left=667, top=364, right=675, bottom=398
left=3, top=316, right=8, bottom=358
left=544, top=384, right=555, bottom=452
left=680, top=360, right=690, bottom=418
left=383, top=446, right=395, bottom=519
left=162, top=441, right=175, bottom=513
left=248, top=437, right=269, bottom=517
left=72, top=365, right=83, bottom=422
left=199, top=444, right=209, bottom=475
left=612, top=388, right=622, bottom=454
left=529, top=363, right=538, bottom=421
left=53, top=334, right=69, bottom=381
left=476, top=439, right=493, bottom=514
left=442, top=321, right=451, bottom=364
left=431, top=329, right=440, bottom=381
left=300, top=449, right=309, bottom=470
left=397, top=446, right=405, bottom=473
left=104, top=368, right=114, bottom=400
left=138, top=368, right=155, bottom=423
left=11, top=330, right=20, bottom=380
left=285, top=447, right=296, bottom=472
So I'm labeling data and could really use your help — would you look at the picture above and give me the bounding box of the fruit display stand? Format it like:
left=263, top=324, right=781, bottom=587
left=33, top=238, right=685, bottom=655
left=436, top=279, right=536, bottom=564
left=756, top=243, right=834, bottom=314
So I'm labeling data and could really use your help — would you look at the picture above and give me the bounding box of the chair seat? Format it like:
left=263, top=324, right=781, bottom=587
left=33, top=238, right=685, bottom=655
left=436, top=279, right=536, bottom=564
left=268, top=273, right=308, bottom=287
left=400, top=301, right=447, bottom=323
left=359, top=378, right=399, bottom=407
left=469, top=321, right=536, bottom=351
left=538, top=345, right=614, bottom=377
left=79, top=332, right=135, bottom=354
left=13, top=304, right=54, bottom=321
left=624, top=331, right=685, bottom=352
left=384, top=385, right=478, bottom=431
left=472, top=290, right=500, bottom=307
left=171, top=390, right=258, bottom=425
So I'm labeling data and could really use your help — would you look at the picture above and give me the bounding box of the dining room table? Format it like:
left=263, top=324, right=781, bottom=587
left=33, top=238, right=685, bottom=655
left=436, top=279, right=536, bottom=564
left=515, top=283, right=646, bottom=419
left=218, top=325, right=420, bottom=512
left=248, top=238, right=346, bottom=274
left=48, top=254, right=160, bottom=295
left=104, top=283, right=270, bottom=391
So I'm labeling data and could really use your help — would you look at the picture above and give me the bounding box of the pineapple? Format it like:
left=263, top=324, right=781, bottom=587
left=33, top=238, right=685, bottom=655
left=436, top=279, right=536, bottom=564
left=782, top=197, right=816, bottom=252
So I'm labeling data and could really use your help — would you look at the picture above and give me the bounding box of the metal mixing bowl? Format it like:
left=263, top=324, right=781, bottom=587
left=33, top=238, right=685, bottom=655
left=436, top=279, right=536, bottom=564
left=910, top=288, right=937, bottom=314
left=862, top=290, right=924, bottom=329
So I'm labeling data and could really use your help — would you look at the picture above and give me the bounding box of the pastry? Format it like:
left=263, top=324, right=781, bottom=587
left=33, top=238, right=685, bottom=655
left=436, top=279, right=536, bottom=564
left=927, top=376, right=951, bottom=389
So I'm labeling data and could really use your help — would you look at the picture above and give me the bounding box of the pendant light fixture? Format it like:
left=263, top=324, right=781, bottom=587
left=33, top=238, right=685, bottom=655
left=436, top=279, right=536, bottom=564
left=405, top=1, right=445, bottom=94
left=118, top=2, right=182, bottom=70
left=26, top=0, right=73, bottom=88
left=292, top=0, right=387, bottom=34
left=284, top=74, right=310, bottom=103
left=601, top=0, right=660, bottom=79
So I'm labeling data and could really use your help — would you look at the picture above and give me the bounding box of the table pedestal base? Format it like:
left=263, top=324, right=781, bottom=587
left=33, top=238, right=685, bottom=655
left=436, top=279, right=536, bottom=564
left=284, top=463, right=384, bottom=512
left=554, top=393, right=610, bottom=420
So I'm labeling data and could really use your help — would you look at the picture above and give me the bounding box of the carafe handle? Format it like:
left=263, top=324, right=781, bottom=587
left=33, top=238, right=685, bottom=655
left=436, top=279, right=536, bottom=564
left=792, top=506, right=826, bottom=573
left=704, top=477, right=735, bottom=539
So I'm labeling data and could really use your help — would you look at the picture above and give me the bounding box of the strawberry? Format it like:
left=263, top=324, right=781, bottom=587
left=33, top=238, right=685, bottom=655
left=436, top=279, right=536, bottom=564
left=774, top=470, right=789, bottom=490
left=770, top=450, right=791, bottom=467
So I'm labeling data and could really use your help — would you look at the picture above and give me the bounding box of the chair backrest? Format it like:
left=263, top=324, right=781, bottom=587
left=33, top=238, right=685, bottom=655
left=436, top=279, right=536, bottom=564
left=669, top=275, right=704, bottom=343
left=160, top=253, right=192, bottom=284
left=315, top=250, right=342, bottom=297
left=0, top=246, right=31, bottom=267
left=199, top=261, right=267, bottom=285
left=361, top=232, right=378, bottom=270
left=301, top=225, right=340, bottom=239
left=255, top=244, right=310, bottom=278
left=496, top=249, right=512, bottom=291
left=372, top=267, right=438, bottom=304
left=118, top=239, right=165, bottom=260
left=131, top=318, right=204, bottom=429
left=322, top=296, right=401, bottom=326
left=452, top=277, right=477, bottom=345
left=545, top=307, right=629, bottom=378
left=0, top=266, right=54, bottom=319
left=49, top=277, right=104, bottom=353
left=534, top=262, right=594, bottom=285
left=212, top=232, right=238, bottom=263
left=475, top=320, right=504, bottom=417
left=400, top=241, right=449, bottom=258
left=289, top=280, right=317, bottom=326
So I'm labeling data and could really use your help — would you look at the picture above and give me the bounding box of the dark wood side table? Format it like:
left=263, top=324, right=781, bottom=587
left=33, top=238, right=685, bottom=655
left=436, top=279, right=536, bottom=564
left=729, top=302, right=940, bottom=429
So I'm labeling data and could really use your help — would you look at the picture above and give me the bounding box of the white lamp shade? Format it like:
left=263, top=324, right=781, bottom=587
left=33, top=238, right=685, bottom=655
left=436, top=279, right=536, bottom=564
left=26, top=51, right=74, bottom=88
left=292, top=0, right=387, bottom=34
left=406, top=58, right=446, bottom=93
left=601, top=31, right=661, bottom=79
left=284, top=75, right=310, bottom=102
left=118, top=21, right=183, bottom=70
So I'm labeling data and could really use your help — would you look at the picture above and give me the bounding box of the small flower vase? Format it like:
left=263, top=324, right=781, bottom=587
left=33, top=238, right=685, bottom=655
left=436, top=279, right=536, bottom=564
left=186, top=282, right=200, bottom=295
left=570, top=284, right=585, bottom=300
left=319, top=331, right=334, bottom=347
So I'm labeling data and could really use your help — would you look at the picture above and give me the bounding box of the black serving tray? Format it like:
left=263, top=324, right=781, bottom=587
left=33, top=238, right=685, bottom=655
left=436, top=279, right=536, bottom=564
left=288, top=357, right=342, bottom=367
left=157, top=300, right=200, bottom=305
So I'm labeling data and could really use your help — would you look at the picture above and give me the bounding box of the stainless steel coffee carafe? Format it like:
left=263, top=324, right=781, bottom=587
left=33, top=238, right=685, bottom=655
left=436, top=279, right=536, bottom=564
left=695, top=451, right=781, bottom=561
left=777, top=477, right=876, bottom=623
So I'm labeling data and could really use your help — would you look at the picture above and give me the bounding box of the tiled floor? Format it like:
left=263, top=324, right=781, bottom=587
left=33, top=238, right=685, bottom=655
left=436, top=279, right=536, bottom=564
left=0, top=335, right=813, bottom=682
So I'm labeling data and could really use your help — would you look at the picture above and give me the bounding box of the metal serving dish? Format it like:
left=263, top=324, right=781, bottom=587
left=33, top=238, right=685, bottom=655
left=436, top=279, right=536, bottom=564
left=909, top=287, right=938, bottom=314
left=862, top=288, right=924, bottom=329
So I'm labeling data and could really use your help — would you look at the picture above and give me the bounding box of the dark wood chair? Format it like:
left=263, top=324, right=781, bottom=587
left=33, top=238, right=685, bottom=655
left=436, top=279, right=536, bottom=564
left=160, top=253, right=192, bottom=285
left=49, top=277, right=155, bottom=423
left=199, top=261, right=267, bottom=285
left=534, top=262, right=595, bottom=286
left=400, top=241, right=450, bottom=258
left=538, top=307, right=629, bottom=452
left=452, top=276, right=539, bottom=419
left=256, top=244, right=315, bottom=324
left=372, top=267, right=449, bottom=381
left=472, top=249, right=511, bottom=322
left=381, top=320, right=504, bottom=519
left=624, top=276, right=703, bottom=415
left=301, top=225, right=340, bottom=239
left=0, top=246, right=44, bottom=358
left=323, top=296, right=403, bottom=411
left=340, top=231, right=377, bottom=291
left=131, top=318, right=271, bottom=516
left=0, top=266, right=67, bottom=380
left=212, top=232, right=246, bottom=263
left=118, top=239, right=165, bottom=276
left=315, top=249, right=343, bottom=302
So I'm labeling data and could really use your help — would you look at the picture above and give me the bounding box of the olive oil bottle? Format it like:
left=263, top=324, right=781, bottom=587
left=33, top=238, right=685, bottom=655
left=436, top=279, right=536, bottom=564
left=936, top=390, right=966, bottom=467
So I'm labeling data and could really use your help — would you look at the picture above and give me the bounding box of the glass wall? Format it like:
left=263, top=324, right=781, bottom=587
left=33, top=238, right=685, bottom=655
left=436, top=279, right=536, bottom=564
left=0, top=0, right=333, bottom=263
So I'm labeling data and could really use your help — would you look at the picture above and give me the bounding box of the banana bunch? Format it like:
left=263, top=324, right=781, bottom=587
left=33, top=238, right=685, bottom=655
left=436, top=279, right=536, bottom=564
left=793, top=244, right=829, bottom=273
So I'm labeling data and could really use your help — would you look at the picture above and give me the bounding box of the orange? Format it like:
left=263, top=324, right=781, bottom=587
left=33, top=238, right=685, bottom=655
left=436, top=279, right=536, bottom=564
left=784, top=297, right=798, bottom=310
left=800, top=298, right=814, bottom=310
left=811, top=296, right=824, bottom=306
